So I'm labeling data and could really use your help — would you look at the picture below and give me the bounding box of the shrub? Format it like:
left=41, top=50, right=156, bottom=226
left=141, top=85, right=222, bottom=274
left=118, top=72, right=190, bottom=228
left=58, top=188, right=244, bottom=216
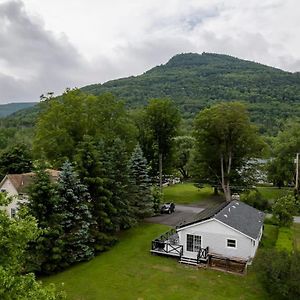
left=241, top=189, right=270, bottom=211
left=255, top=249, right=300, bottom=300
left=152, top=186, right=163, bottom=214
left=255, top=249, right=290, bottom=299
left=272, top=195, right=297, bottom=227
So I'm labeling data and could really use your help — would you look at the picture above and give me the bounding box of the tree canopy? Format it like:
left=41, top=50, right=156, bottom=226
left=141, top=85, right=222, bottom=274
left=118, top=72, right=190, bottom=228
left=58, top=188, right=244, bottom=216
left=193, top=102, right=263, bottom=201
left=33, top=89, right=137, bottom=166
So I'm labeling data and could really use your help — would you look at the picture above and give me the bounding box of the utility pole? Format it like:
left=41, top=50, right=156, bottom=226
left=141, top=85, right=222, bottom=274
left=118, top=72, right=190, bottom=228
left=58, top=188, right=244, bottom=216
left=296, top=153, right=299, bottom=194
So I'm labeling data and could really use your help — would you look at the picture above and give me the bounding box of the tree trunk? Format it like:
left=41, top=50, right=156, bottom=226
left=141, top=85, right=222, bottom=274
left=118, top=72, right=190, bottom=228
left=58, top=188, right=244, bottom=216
left=213, top=187, right=218, bottom=195
left=220, top=154, right=231, bottom=202
left=159, top=153, right=163, bottom=192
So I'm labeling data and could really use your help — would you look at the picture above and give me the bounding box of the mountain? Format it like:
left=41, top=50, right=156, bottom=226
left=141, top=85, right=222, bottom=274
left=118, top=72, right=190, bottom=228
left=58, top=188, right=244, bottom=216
left=3, top=53, right=300, bottom=134
left=0, top=102, right=37, bottom=118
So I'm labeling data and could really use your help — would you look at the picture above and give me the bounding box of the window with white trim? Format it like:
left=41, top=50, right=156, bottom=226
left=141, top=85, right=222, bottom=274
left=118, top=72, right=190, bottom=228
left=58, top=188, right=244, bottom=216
left=186, top=234, right=201, bottom=252
left=227, top=239, right=236, bottom=248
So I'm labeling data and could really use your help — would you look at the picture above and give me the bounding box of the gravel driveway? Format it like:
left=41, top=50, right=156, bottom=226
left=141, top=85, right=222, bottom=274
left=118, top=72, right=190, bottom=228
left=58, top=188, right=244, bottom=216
left=145, top=204, right=204, bottom=227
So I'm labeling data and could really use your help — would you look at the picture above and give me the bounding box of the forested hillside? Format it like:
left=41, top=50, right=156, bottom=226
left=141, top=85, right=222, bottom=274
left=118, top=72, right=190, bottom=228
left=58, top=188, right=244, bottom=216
left=82, top=53, right=300, bottom=134
left=0, top=102, right=36, bottom=118
left=2, top=52, right=300, bottom=134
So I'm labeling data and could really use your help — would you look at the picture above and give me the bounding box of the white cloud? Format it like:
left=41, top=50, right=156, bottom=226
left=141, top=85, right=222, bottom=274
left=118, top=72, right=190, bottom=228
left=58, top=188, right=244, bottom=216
left=0, top=0, right=300, bottom=103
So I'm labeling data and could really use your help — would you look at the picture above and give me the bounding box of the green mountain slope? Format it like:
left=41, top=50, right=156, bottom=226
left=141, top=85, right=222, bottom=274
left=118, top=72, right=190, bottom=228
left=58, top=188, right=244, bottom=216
left=3, top=53, right=300, bottom=134
left=81, top=52, right=300, bottom=134
left=0, top=102, right=37, bottom=118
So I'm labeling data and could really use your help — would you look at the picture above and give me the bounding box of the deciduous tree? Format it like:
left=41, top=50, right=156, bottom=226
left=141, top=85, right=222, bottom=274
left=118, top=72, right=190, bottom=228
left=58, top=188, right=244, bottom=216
left=142, top=99, right=181, bottom=189
left=193, top=102, right=263, bottom=201
left=0, top=193, right=65, bottom=299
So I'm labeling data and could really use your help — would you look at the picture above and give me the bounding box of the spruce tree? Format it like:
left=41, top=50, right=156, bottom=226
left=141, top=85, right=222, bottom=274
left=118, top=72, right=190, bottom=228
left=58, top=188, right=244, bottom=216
left=128, top=144, right=154, bottom=219
left=75, top=138, right=116, bottom=252
left=57, top=161, right=94, bottom=266
left=27, top=167, right=64, bottom=274
left=104, top=139, right=136, bottom=230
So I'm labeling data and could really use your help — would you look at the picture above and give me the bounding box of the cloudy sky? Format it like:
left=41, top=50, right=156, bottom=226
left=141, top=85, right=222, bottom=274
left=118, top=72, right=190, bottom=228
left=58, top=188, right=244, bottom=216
left=0, top=0, right=299, bottom=104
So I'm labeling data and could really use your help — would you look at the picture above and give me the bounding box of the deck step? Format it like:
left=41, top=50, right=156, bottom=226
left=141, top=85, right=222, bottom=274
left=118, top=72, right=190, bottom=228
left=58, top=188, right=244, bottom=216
left=179, top=257, right=199, bottom=266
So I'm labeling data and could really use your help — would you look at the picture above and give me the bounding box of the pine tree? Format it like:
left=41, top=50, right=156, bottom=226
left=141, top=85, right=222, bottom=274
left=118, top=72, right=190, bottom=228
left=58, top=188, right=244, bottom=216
left=128, top=144, right=154, bottom=219
left=75, top=138, right=117, bottom=252
left=104, top=139, right=136, bottom=230
left=27, top=167, right=64, bottom=274
left=57, top=161, right=94, bottom=266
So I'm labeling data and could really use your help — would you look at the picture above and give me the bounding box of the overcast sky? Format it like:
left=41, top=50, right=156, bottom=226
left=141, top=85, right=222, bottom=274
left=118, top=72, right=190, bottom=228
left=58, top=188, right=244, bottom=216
left=0, top=0, right=299, bottom=104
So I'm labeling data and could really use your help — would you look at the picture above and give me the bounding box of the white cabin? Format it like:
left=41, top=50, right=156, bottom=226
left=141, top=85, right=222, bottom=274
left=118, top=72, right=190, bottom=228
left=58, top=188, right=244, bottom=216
left=151, top=201, right=264, bottom=270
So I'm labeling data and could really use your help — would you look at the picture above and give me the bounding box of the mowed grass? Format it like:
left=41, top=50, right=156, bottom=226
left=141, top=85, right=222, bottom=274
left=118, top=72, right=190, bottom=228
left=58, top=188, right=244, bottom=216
left=256, top=187, right=292, bottom=201
left=276, top=227, right=293, bottom=252
left=293, top=223, right=300, bottom=251
left=43, top=223, right=270, bottom=300
left=163, top=182, right=220, bottom=205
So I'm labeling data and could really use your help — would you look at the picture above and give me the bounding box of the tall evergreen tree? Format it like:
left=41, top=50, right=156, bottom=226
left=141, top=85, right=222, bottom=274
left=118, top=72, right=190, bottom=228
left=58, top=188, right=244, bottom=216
left=57, top=161, right=94, bottom=266
left=128, top=144, right=154, bottom=219
left=75, top=137, right=116, bottom=252
left=27, top=168, right=64, bottom=274
left=104, top=139, right=136, bottom=230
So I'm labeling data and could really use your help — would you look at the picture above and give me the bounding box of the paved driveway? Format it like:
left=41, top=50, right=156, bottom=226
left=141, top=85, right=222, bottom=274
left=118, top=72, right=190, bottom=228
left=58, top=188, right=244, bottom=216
left=145, top=204, right=204, bottom=227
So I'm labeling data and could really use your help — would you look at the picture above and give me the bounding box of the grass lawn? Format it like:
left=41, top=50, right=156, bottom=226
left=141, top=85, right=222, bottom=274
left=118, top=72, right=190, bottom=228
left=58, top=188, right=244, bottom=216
left=43, top=223, right=270, bottom=300
left=260, top=224, right=278, bottom=249
left=163, top=182, right=221, bottom=205
left=276, top=227, right=293, bottom=252
left=293, top=223, right=300, bottom=251
left=256, top=187, right=292, bottom=201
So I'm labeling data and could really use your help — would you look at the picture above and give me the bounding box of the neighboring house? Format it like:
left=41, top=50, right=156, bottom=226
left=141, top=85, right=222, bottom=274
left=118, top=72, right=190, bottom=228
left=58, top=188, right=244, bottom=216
left=0, top=169, right=60, bottom=218
left=151, top=201, right=265, bottom=272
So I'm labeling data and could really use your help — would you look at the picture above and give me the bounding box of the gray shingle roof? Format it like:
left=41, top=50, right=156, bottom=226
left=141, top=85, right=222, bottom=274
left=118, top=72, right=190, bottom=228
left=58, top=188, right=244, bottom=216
left=215, top=201, right=265, bottom=239
left=177, top=202, right=228, bottom=228
left=177, top=201, right=265, bottom=240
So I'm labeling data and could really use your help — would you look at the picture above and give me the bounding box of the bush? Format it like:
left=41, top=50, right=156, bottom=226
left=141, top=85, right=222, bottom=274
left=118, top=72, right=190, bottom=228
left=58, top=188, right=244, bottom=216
left=255, top=249, right=290, bottom=299
left=255, top=249, right=300, bottom=300
left=152, top=187, right=163, bottom=214
left=241, top=189, right=270, bottom=211
left=289, top=251, right=300, bottom=299
left=272, top=195, right=297, bottom=227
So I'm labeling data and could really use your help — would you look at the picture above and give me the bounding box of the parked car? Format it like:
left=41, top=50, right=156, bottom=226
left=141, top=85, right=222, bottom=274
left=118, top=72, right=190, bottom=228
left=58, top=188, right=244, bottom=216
left=160, top=202, right=175, bottom=214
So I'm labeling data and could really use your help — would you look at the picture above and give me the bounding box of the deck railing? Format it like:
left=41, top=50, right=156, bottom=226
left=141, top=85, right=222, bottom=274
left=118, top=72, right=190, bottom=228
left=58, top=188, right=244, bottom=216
left=151, top=240, right=183, bottom=256
left=151, top=228, right=182, bottom=257
left=197, top=246, right=209, bottom=263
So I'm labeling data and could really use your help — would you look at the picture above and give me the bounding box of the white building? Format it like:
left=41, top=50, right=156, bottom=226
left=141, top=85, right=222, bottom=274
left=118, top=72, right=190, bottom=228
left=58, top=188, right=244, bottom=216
left=151, top=201, right=264, bottom=270
left=0, top=170, right=60, bottom=218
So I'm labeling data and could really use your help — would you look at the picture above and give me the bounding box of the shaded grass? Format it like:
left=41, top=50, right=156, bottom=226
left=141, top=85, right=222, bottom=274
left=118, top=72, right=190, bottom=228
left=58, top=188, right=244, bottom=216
left=276, top=227, right=293, bottom=252
left=163, top=182, right=221, bottom=205
left=260, top=224, right=278, bottom=249
left=43, top=223, right=270, bottom=300
left=293, top=223, right=300, bottom=251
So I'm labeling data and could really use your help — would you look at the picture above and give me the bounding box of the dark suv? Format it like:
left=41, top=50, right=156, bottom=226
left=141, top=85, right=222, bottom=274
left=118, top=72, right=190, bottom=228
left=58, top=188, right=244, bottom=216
left=160, top=202, right=175, bottom=214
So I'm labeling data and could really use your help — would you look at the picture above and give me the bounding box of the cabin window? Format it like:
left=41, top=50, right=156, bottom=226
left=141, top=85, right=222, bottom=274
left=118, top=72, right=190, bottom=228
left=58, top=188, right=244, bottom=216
left=227, top=239, right=236, bottom=248
left=10, top=208, right=17, bottom=218
left=186, top=234, right=201, bottom=252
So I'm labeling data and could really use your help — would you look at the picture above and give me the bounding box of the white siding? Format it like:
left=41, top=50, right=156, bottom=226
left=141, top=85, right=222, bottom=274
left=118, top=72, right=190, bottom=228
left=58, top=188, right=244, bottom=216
left=0, top=178, right=28, bottom=218
left=177, top=218, right=259, bottom=261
